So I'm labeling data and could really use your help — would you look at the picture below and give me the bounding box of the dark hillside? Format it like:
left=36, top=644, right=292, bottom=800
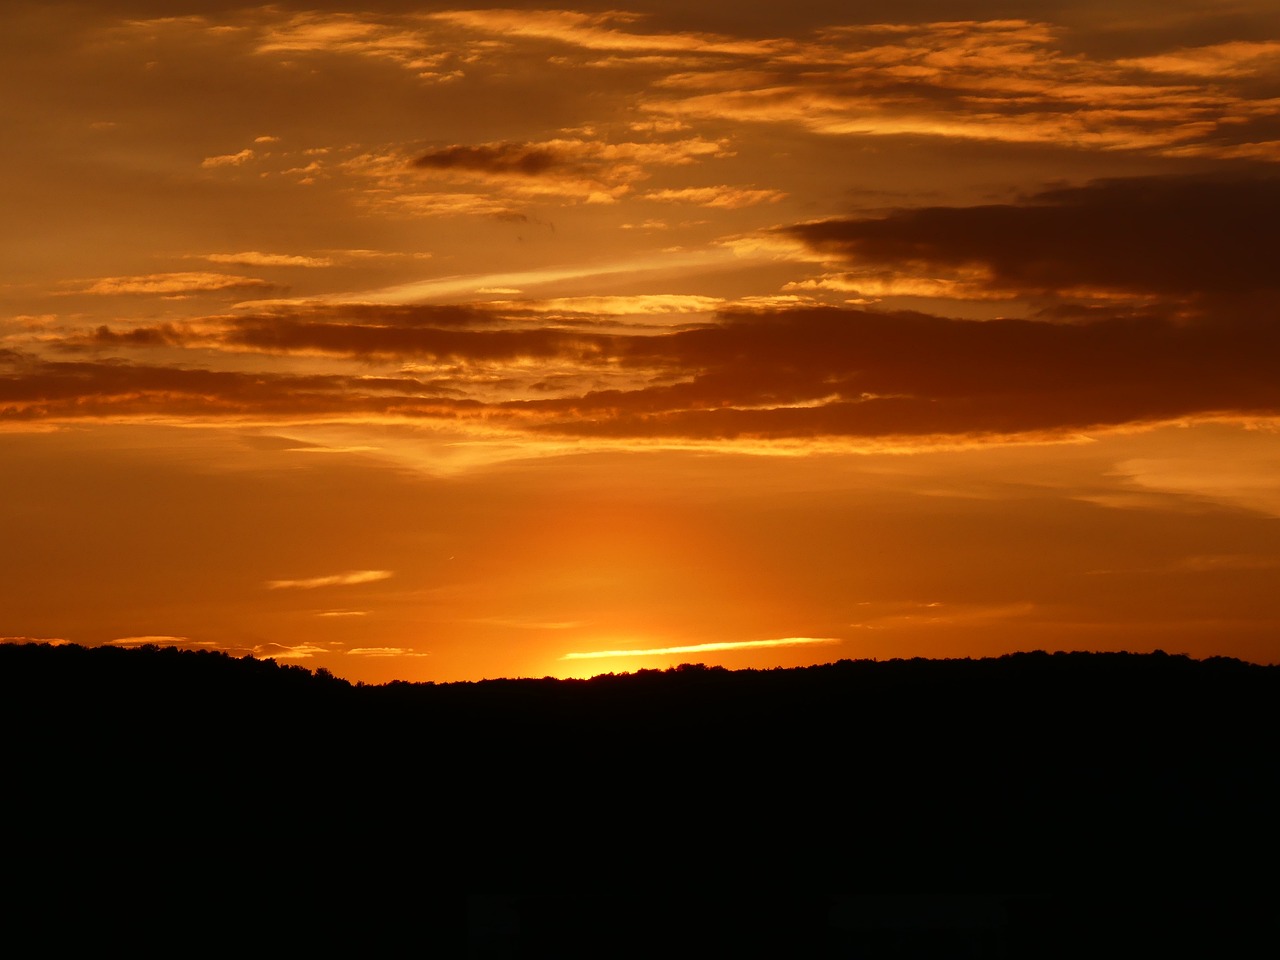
left=4, top=643, right=1277, bottom=953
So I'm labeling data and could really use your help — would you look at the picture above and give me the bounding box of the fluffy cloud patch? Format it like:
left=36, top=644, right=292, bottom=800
left=404, top=137, right=730, bottom=206
left=201, top=149, right=255, bottom=168
left=634, top=19, right=1280, bottom=158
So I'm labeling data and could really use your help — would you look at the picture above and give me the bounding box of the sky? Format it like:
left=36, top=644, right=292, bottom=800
left=3, top=0, right=1279, bottom=682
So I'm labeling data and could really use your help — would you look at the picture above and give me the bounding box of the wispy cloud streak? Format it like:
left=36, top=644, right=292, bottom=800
left=266, top=570, right=393, bottom=590
left=562, top=637, right=840, bottom=660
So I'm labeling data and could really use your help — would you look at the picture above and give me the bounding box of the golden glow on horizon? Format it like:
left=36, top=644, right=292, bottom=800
left=563, top=637, right=842, bottom=660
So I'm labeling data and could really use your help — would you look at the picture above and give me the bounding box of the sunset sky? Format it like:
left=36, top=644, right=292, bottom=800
left=4, top=0, right=1279, bottom=682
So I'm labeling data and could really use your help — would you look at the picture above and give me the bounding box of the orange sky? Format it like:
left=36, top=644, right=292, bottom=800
left=3, top=1, right=1279, bottom=682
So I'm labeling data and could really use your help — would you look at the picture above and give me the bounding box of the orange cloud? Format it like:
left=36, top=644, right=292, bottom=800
left=110, top=9, right=1280, bottom=165
left=397, top=136, right=731, bottom=207
left=1119, top=40, right=1280, bottom=78
left=107, top=635, right=192, bottom=646
left=641, top=186, right=786, bottom=208
left=425, top=9, right=779, bottom=57
left=267, top=570, right=394, bottom=590
left=78, top=273, right=277, bottom=297
left=252, top=10, right=469, bottom=80
left=347, top=647, right=430, bottom=658
left=203, top=252, right=334, bottom=268
left=201, top=149, right=255, bottom=168
left=632, top=19, right=1280, bottom=158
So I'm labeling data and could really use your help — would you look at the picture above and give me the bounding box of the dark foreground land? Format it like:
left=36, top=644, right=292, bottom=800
left=4, top=643, right=1277, bottom=955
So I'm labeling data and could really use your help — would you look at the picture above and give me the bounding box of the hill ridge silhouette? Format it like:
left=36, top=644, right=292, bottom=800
left=6, top=640, right=1278, bottom=906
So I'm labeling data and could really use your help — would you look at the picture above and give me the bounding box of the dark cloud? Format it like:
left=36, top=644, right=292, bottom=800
left=414, top=143, right=570, bottom=177
left=91, top=324, right=183, bottom=347
left=512, top=306, right=1280, bottom=439
left=244, top=303, right=501, bottom=328
left=786, top=173, right=1280, bottom=302
left=225, top=316, right=612, bottom=362
left=0, top=355, right=475, bottom=421
left=8, top=295, right=1280, bottom=442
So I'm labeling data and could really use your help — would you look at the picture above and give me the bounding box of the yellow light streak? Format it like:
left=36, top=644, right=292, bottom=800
left=562, top=636, right=840, bottom=660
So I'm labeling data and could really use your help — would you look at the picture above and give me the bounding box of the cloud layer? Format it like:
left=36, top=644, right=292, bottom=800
left=9, top=172, right=1278, bottom=446
left=785, top=174, right=1280, bottom=303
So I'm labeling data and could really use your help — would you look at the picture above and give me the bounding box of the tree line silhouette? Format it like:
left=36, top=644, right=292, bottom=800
left=4, top=641, right=1276, bottom=955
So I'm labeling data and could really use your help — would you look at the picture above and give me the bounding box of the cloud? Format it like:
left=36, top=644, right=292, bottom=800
left=346, top=647, right=430, bottom=658
left=424, top=9, right=778, bottom=57
left=107, top=635, right=191, bottom=647
left=324, top=249, right=434, bottom=262
left=13, top=173, right=1280, bottom=447
left=103, top=636, right=331, bottom=660
left=122, top=8, right=475, bottom=82
left=201, top=149, right=255, bottom=168
left=783, top=173, right=1280, bottom=303
left=363, top=190, right=526, bottom=219
left=266, top=569, right=393, bottom=590
left=641, top=186, right=786, bottom=208
left=505, top=305, right=1280, bottom=442
left=1112, top=451, right=1280, bottom=518
left=631, top=19, right=1280, bottom=158
left=1119, top=40, right=1280, bottom=78
left=333, top=245, right=739, bottom=304
left=223, top=313, right=607, bottom=363
left=252, top=642, right=329, bottom=660
left=562, top=637, right=840, bottom=660
left=9, top=279, right=1280, bottom=447
left=506, top=294, right=722, bottom=316
left=414, top=143, right=571, bottom=176
left=256, top=12, right=416, bottom=55
left=83, top=323, right=185, bottom=348
left=112, top=9, right=1280, bottom=167
left=0, top=352, right=478, bottom=423
left=102, top=635, right=332, bottom=660
left=202, top=252, right=334, bottom=268
left=399, top=137, right=731, bottom=206
left=78, top=272, right=278, bottom=297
